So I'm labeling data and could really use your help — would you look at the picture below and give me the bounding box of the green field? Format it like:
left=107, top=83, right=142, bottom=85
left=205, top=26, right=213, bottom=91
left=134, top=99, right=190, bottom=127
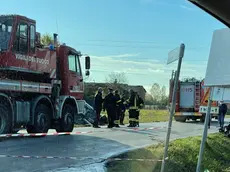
left=75, top=109, right=230, bottom=127
left=106, top=133, right=230, bottom=172
left=102, top=109, right=230, bottom=123
left=124, top=109, right=169, bottom=123
left=101, top=109, right=169, bottom=124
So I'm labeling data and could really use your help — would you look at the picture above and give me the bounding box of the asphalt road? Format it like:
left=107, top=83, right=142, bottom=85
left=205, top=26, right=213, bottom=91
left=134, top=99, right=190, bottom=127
left=0, top=120, right=228, bottom=172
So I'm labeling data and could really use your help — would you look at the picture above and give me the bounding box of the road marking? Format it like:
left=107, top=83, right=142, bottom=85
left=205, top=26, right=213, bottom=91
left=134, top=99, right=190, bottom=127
left=107, top=157, right=167, bottom=162
left=0, top=154, right=97, bottom=161
left=0, top=126, right=167, bottom=138
left=0, top=154, right=166, bottom=162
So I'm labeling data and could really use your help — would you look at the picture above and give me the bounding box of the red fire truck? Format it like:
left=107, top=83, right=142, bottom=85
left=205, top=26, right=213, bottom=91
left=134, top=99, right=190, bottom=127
left=0, top=15, right=91, bottom=134
left=169, top=77, right=219, bottom=122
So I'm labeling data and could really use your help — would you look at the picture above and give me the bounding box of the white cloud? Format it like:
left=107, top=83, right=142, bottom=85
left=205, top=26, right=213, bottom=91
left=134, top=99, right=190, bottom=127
left=91, top=53, right=140, bottom=59
left=81, top=53, right=208, bottom=89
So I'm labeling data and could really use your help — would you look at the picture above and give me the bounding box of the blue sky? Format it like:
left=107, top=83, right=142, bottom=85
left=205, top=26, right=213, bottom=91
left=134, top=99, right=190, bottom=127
left=1, top=0, right=226, bottom=93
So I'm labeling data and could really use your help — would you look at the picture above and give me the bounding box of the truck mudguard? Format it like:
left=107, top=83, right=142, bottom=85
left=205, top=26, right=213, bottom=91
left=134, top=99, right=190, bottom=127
left=58, top=96, right=79, bottom=119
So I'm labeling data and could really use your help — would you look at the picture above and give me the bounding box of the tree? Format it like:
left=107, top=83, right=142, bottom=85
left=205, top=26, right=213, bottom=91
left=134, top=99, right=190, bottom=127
left=160, top=86, right=168, bottom=106
left=150, top=83, right=161, bottom=104
left=40, top=33, right=60, bottom=46
left=150, top=83, right=168, bottom=105
left=145, top=93, right=154, bottom=105
left=105, top=72, right=128, bottom=84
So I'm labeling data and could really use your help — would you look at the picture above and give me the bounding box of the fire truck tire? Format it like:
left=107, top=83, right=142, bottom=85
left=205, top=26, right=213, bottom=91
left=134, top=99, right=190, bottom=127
left=0, top=104, right=11, bottom=134
left=174, top=116, right=186, bottom=122
left=56, top=104, right=74, bottom=132
left=27, top=104, right=51, bottom=133
left=201, top=114, right=205, bottom=122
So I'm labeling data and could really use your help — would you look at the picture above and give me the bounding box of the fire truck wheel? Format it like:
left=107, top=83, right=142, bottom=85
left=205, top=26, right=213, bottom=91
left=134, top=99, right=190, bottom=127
left=174, top=116, right=186, bottom=122
left=28, top=104, right=51, bottom=133
left=56, top=104, right=74, bottom=132
left=201, top=114, right=205, bottom=122
left=0, top=104, right=11, bottom=134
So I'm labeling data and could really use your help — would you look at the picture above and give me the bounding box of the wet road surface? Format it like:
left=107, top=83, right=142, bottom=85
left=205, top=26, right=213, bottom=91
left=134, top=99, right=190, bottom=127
left=0, top=120, right=228, bottom=172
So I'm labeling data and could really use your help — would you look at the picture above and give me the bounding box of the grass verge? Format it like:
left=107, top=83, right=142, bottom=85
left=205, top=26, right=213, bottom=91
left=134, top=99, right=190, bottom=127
left=106, top=133, right=230, bottom=172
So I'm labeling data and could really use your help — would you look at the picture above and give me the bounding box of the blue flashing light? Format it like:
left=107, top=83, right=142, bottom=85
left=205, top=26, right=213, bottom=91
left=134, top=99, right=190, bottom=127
left=49, top=44, right=54, bottom=50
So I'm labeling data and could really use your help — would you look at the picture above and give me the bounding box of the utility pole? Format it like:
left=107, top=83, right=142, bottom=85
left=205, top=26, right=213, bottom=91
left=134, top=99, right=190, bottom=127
left=171, top=70, right=175, bottom=80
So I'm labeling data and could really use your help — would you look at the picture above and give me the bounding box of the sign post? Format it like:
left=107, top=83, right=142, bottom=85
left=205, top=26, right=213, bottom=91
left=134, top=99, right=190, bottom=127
left=196, top=87, right=213, bottom=172
left=160, top=43, right=185, bottom=172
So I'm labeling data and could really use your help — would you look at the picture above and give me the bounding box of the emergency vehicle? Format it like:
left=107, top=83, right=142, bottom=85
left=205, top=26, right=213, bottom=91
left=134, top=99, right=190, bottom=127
left=0, top=15, right=91, bottom=134
left=169, top=76, right=219, bottom=122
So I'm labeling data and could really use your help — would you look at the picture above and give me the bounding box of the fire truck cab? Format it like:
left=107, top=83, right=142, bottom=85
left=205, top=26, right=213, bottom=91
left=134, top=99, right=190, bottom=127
left=0, top=15, right=91, bottom=134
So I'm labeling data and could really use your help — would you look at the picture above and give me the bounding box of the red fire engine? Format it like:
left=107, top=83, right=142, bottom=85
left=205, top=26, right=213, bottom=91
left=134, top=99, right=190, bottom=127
left=169, top=76, right=219, bottom=122
left=0, top=15, right=91, bottom=134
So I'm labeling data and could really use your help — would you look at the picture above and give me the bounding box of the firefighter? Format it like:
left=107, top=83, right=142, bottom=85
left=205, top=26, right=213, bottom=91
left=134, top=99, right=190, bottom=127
left=135, top=93, right=144, bottom=127
left=120, top=94, right=126, bottom=125
left=218, top=101, right=228, bottom=132
left=114, top=90, right=121, bottom=128
left=103, top=88, right=116, bottom=128
left=125, top=89, right=138, bottom=127
left=93, top=87, right=104, bottom=128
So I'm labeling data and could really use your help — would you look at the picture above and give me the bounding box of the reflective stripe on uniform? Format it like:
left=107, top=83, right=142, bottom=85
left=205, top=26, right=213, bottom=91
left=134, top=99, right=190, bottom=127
left=129, top=106, right=138, bottom=110
left=129, top=118, right=136, bottom=122
left=129, top=119, right=139, bottom=122
left=114, top=120, right=119, bottom=124
left=134, top=96, right=137, bottom=107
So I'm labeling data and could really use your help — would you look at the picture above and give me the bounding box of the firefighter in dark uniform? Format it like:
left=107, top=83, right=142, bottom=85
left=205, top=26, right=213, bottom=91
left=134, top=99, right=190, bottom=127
left=93, top=87, right=104, bottom=128
left=114, top=90, right=121, bottom=127
left=125, top=90, right=144, bottom=127
left=135, top=92, right=144, bottom=127
left=125, top=89, right=137, bottom=127
left=120, top=94, right=126, bottom=125
left=103, top=88, right=116, bottom=128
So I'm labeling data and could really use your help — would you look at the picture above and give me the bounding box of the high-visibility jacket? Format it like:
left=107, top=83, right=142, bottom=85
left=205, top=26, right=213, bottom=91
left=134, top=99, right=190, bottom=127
left=125, top=94, right=144, bottom=110
left=125, top=94, right=138, bottom=110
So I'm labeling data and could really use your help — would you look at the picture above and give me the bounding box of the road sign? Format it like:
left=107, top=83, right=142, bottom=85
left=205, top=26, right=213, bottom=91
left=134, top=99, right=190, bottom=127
left=167, top=47, right=180, bottom=64
left=204, top=28, right=230, bottom=86
left=161, top=43, right=185, bottom=172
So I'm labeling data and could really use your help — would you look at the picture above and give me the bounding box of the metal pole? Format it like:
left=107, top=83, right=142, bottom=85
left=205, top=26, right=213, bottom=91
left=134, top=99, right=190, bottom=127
left=196, top=87, right=213, bottom=172
left=171, top=70, right=175, bottom=80
left=160, top=43, right=185, bottom=172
